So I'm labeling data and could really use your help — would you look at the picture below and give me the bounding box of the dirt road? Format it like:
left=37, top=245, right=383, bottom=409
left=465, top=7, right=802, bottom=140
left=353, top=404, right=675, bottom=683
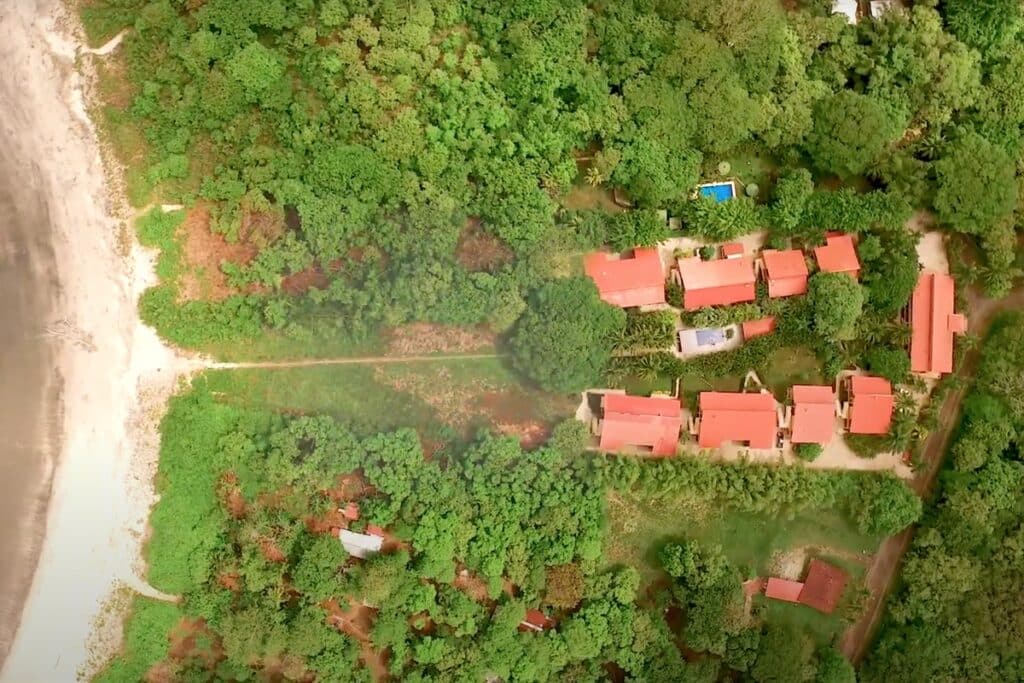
left=839, top=287, right=1024, bottom=663
left=210, top=352, right=502, bottom=370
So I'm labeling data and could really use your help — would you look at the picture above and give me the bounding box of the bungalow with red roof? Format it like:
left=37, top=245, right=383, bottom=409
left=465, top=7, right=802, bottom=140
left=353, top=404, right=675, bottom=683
left=765, top=578, right=804, bottom=603
left=790, top=385, right=836, bottom=445
left=761, top=249, right=809, bottom=298
left=910, top=272, right=967, bottom=376
left=846, top=375, right=894, bottom=435
left=677, top=256, right=757, bottom=311
left=741, top=316, right=776, bottom=340
left=599, top=394, right=682, bottom=456
left=763, top=559, right=848, bottom=613
left=697, top=392, right=778, bottom=449
left=519, top=609, right=555, bottom=632
left=814, top=234, right=860, bottom=279
left=798, top=559, right=849, bottom=614
left=584, top=248, right=665, bottom=308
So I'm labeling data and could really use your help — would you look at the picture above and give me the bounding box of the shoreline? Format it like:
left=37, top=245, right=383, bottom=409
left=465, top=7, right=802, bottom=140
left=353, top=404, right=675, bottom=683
left=0, top=3, right=196, bottom=681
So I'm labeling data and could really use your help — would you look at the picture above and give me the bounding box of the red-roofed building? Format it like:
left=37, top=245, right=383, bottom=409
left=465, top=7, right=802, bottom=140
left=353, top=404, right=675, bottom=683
left=910, top=272, right=967, bottom=376
left=846, top=375, right=894, bottom=435
left=599, top=394, right=682, bottom=456
left=341, top=502, right=360, bottom=522
left=366, top=524, right=386, bottom=538
left=790, top=385, right=836, bottom=445
left=677, top=256, right=757, bottom=310
left=798, top=560, right=849, bottom=614
left=519, top=609, right=555, bottom=632
left=742, top=316, right=776, bottom=340
left=814, top=234, right=860, bottom=279
left=762, top=249, right=809, bottom=298
left=584, top=248, right=665, bottom=308
left=765, top=578, right=805, bottom=603
left=698, top=392, right=778, bottom=449
left=722, top=242, right=745, bottom=259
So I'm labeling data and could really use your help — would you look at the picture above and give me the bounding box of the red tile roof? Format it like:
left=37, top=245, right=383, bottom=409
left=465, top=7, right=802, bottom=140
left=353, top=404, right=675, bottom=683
left=765, top=578, right=805, bottom=603
left=600, top=394, right=682, bottom=456
left=847, top=375, right=894, bottom=435
left=762, top=249, right=809, bottom=298
left=366, top=524, right=386, bottom=537
left=798, top=560, right=849, bottom=614
left=741, top=316, right=776, bottom=340
left=910, top=272, right=967, bottom=375
left=519, top=609, right=555, bottom=632
left=698, top=392, right=777, bottom=449
left=341, top=502, right=360, bottom=521
left=678, top=256, right=757, bottom=310
left=584, top=248, right=666, bottom=308
left=722, top=242, right=745, bottom=258
left=790, top=385, right=836, bottom=445
left=814, top=234, right=860, bottom=278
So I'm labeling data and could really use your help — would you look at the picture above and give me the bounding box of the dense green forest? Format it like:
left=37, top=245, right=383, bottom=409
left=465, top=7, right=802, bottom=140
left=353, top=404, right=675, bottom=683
left=98, top=381, right=917, bottom=681
left=84, top=0, right=1023, bottom=361
left=862, top=313, right=1024, bottom=681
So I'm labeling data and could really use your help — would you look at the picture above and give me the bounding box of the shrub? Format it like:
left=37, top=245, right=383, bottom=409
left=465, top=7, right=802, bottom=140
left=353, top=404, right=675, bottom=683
left=795, top=443, right=823, bottom=462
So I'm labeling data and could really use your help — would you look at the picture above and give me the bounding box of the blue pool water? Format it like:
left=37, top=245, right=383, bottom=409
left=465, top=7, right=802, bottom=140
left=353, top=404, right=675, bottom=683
left=699, top=182, right=736, bottom=203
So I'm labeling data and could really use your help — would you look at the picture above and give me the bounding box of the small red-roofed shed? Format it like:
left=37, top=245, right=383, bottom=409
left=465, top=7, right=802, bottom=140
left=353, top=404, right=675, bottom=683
left=762, top=249, right=809, bottom=298
left=677, top=256, right=757, bottom=310
left=798, top=560, right=849, bottom=614
left=741, top=316, right=776, bottom=340
left=584, top=248, right=665, bottom=308
left=765, top=578, right=805, bottom=603
left=722, top=242, right=745, bottom=259
left=790, top=385, right=836, bottom=445
left=698, top=392, right=778, bottom=449
left=341, top=502, right=360, bottom=522
left=814, top=234, right=860, bottom=279
left=847, top=375, right=894, bottom=435
left=910, top=272, right=967, bottom=375
left=366, top=524, right=386, bottom=538
left=519, top=609, right=555, bottom=632
left=600, top=394, right=682, bottom=456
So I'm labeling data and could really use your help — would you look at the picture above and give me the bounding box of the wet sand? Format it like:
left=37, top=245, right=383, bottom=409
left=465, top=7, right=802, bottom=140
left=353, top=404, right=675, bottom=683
left=0, top=127, right=63, bottom=663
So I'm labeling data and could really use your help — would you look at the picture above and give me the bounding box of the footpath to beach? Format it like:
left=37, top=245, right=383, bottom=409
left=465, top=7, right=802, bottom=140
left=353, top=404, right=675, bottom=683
left=0, top=3, right=195, bottom=681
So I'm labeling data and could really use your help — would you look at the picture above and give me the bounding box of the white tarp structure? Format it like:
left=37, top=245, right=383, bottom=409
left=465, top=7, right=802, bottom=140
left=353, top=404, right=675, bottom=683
left=833, top=0, right=858, bottom=23
left=339, top=529, right=384, bottom=559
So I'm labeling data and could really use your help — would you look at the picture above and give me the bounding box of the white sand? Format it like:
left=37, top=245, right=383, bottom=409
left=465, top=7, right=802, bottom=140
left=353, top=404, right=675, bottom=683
left=1, top=3, right=200, bottom=681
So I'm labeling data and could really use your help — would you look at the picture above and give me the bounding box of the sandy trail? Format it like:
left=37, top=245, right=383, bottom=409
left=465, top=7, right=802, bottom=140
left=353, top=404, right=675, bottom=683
left=0, top=3, right=196, bottom=681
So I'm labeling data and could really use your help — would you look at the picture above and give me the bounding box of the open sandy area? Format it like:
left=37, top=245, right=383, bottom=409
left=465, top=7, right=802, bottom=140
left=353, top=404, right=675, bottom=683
left=0, top=3, right=198, bottom=681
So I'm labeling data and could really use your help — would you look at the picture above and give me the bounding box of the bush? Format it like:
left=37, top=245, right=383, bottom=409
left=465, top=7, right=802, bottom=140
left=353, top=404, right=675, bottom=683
left=795, top=443, right=823, bottom=462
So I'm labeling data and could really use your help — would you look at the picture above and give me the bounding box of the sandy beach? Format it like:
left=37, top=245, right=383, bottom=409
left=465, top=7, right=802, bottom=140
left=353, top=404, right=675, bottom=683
left=0, top=2, right=194, bottom=680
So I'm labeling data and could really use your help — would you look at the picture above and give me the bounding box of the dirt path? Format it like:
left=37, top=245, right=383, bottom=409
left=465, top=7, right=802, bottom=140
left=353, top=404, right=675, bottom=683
left=209, top=352, right=502, bottom=370
left=839, top=287, right=1024, bottom=663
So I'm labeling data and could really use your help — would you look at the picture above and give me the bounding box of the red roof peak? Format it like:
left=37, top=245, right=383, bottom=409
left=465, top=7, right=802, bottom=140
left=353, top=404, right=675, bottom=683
left=910, top=272, right=966, bottom=375
left=798, top=559, right=848, bottom=614
left=814, top=234, right=860, bottom=277
left=790, top=385, right=836, bottom=445
left=600, top=394, right=682, bottom=456
left=677, top=256, right=757, bottom=310
left=847, top=375, right=894, bottom=435
left=698, top=392, right=777, bottom=449
left=585, top=248, right=665, bottom=308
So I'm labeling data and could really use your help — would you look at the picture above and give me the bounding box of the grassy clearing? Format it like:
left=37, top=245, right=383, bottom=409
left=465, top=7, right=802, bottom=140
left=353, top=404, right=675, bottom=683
left=762, top=347, right=826, bottom=396
left=722, top=149, right=778, bottom=195
left=204, top=328, right=388, bottom=362
left=202, top=356, right=576, bottom=443
left=605, top=490, right=876, bottom=581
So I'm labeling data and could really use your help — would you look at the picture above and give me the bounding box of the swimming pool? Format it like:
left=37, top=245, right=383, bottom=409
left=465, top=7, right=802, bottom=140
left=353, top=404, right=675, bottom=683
left=698, top=180, right=737, bottom=203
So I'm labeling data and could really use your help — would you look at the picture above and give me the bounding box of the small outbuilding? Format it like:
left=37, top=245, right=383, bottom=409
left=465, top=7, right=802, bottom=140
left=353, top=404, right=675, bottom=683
left=790, top=385, right=836, bottom=445
left=910, top=272, right=967, bottom=376
left=846, top=375, right=894, bottom=435
left=798, top=559, right=849, bottom=614
left=697, top=392, right=778, bottom=449
left=519, top=609, right=555, bottom=632
left=585, top=248, right=666, bottom=308
left=741, top=316, right=776, bottom=340
left=765, top=578, right=805, bottom=603
left=762, top=249, right=809, bottom=298
left=339, top=528, right=384, bottom=559
left=599, top=394, right=682, bottom=456
left=814, top=234, right=860, bottom=279
left=722, top=242, right=745, bottom=259
left=677, top=256, right=757, bottom=311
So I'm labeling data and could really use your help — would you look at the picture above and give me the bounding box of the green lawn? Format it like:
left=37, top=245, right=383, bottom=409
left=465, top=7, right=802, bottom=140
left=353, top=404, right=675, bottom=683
left=201, top=356, right=577, bottom=443
left=606, top=490, right=876, bottom=581
left=204, top=328, right=388, bottom=362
